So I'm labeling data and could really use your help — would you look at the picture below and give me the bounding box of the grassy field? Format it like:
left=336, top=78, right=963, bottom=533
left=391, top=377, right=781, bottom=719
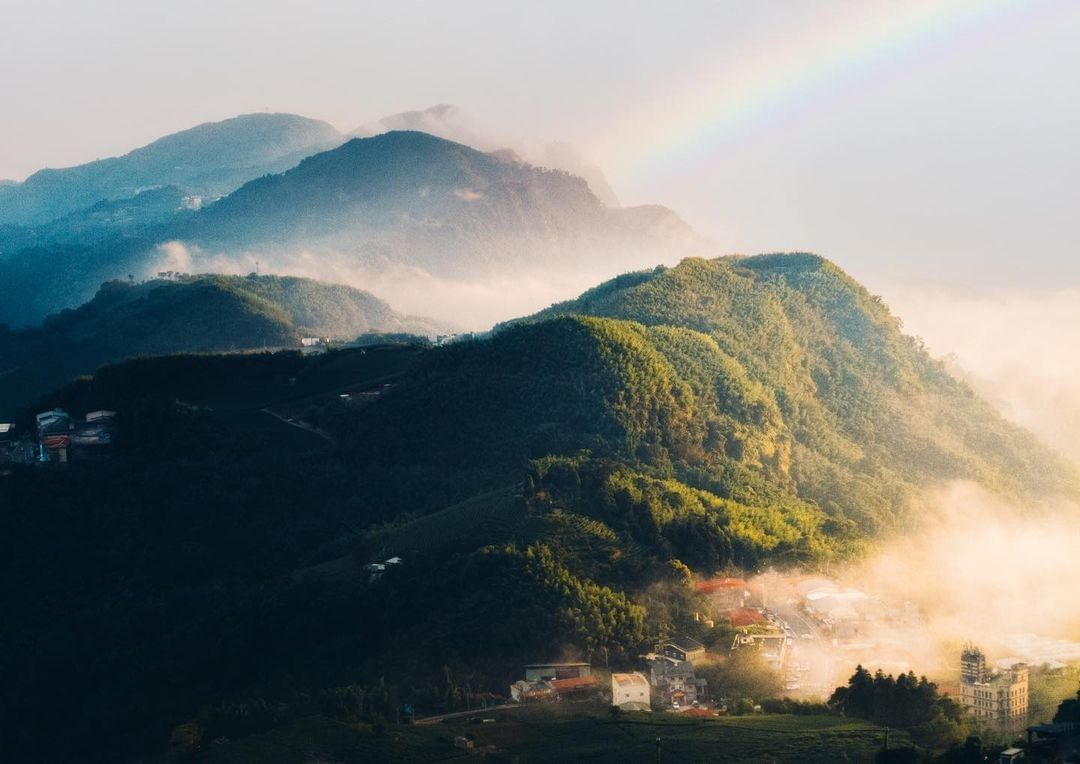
left=193, top=705, right=912, bottom=763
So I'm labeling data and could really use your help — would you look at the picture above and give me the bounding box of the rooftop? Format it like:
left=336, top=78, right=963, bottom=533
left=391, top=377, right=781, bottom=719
left=665, top=636, right=705, bottom=652
left=612, top=672, right=649, bottom=687
left=524, top=662, right=590, bottom=668
left=727, top=608, right=768, bottom=627
left=550, top=676, right=598, bottom=691
left=695, top=577, right=748, bottom=593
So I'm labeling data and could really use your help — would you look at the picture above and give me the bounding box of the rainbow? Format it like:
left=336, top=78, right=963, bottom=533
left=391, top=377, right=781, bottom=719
left=613, top=0, right=1042, bottom=182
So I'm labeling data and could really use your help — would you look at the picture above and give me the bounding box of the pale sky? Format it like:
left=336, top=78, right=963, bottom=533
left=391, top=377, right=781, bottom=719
left=3, top=0, right=1080, bottom=291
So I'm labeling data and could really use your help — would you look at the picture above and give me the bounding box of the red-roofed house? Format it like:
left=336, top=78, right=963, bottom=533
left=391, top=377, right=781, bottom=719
left=696, top=577, right=750, bottom=609
left=550, top=675, right=599, bottom=699
left=41, top=434, right=71, bottom=464
left=727, top=607, right=768, bottom=627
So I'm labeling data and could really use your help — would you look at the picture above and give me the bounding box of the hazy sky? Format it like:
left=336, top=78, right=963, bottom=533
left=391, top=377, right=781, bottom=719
left=4, top=0, right=1080, bottom=459
left=3, top=0, right=1079, bottom=291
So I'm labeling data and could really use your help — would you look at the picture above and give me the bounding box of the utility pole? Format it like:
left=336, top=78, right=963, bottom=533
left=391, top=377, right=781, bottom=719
left=884, top=726, right=889, bottom=750
left=655, top=736, right=661, bottom=764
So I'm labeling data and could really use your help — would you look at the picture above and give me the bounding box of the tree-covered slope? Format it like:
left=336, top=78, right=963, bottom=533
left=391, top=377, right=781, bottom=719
left=329, top=254, right=1074, bottom=550
left=0, top=273, right=442, bottom=418
left=2, top=255, right=1075, bottom=761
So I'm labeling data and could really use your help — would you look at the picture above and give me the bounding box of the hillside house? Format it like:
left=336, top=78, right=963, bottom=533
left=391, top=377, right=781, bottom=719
left=1026, top=721, right=1080, bottom=762
left=649, top=655, right=707, bottom=706
left=509, top=680, right=554, bottom=703
left=727, top=607, right=768, bottom=628
left=40, top=434, right=71, bottom=464
left=731, top=632, right=789, bottom=671
left=696, top=577, right=750, bottom=609
left=300, top=337, right=330, bottom=355
left=611, top=672, right=651, bottom=711
left=0, top=423, right=13, bottom=443
left=36, top=409, right=71, bottom=436
left=364, top=556, right=403, bottom=581
left=549, top=675, right=600, bottom=699
left=524, top=662, right=591, bottom=682
left=72, top=426, right=114, bottom=447
left=661, top=636, right=706, bottom=664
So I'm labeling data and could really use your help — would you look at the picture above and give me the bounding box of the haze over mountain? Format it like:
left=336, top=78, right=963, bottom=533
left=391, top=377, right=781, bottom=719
left=0, top=273, right=442, bottom=418
left=0, top=113, right=344, bottom=226
left=350, top=104, right=622, bottom=207
left=184, top=130, right=696, bottom=273
left=0, top=129, right=704, bottom=329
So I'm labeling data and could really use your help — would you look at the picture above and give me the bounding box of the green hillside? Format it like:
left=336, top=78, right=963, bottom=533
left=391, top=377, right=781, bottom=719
left=329, top=255, right=1073, bottom=559
left=520, top=254, right=1076, bottom=520
left=0, top=273, right=443, bottom=417
left=1, top=254, right=1072, bottom=761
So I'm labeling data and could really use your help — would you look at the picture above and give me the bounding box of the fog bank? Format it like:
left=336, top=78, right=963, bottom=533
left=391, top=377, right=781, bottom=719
left=885, top=286, right=1080, bottom=465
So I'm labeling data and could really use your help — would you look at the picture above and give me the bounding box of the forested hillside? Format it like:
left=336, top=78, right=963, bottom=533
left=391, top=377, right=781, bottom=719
left=0, top=273, right=442, bottom=418
left=0, top=255, right=1073, bottom=761
left=521, top=254, right=1075, bottom=522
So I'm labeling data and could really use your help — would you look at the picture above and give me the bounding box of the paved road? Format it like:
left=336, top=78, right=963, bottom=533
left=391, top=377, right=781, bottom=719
left=770, top=602, right=819, bottom=640
left=260, top=408, right=334, bottom=442
left=414, top=703, right=520, bottom=725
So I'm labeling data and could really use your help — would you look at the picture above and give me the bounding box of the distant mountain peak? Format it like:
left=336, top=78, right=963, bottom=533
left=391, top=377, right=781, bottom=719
left=350, top=104, right=622, bottom=206
left=0, top=113, right=345, bottom=226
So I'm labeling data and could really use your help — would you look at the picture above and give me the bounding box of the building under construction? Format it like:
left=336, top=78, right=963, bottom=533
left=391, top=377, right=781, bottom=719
left=959, top=644, right=1029, bottom=731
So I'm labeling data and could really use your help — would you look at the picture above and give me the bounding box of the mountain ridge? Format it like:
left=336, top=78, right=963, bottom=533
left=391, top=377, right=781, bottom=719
left=0, top=113, right=345, bottom=226
left=0, top=130, right=704, bottom=327
left=0, top=273, right=444, bottom=418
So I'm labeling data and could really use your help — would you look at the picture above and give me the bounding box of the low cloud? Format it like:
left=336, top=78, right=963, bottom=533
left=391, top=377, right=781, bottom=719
left=453, top=188, right=484, bottom=202
left=854, top=481, right=1080, bottom=647
left=757, top=482, right=1080, bottom=694
left=885, top=286, right=1080, bottom=464
left=155, top=240, right=195, bottom=273
left=146, top=241, right=624, bottom=331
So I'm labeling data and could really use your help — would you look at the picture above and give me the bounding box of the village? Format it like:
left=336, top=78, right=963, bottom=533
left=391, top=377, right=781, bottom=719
left=0, top=407, right=116, bottom=467
left=493, top=571, right=1080, bottom=756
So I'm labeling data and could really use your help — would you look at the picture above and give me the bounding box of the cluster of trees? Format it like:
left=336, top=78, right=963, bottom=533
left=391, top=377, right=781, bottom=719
left=1055, top=688, right=1080, bottom=723
left=695, top=649, right=784, bottom=706
left=830, top=667, right=966, bottom=747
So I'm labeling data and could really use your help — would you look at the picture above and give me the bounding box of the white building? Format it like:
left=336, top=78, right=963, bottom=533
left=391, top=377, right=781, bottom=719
left=611, top=672, right=650, bottom=711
